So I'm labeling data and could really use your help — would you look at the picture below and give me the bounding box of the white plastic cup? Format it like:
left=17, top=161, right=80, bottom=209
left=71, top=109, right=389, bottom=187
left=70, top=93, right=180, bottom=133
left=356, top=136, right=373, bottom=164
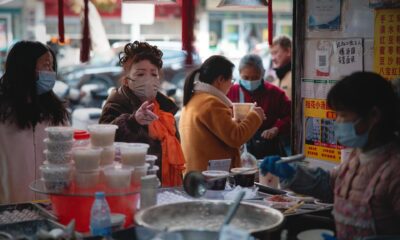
left=120, top=143, right=150, bottom=167
left=87, top=124, right=118, bottom=147
left=43, top=149, right=72, bottom=165
left=75, top=170, right=100, bottom=188
left=100, top=145, right=116, bottom=166
left=232, top=103, right=255, bottom=121
left=145, top=155, right=158, bottom=168
left=103, top=165, right=132, bottom=189
left=73, top=147, right=102, bottom=172
left=131, top=164, right=149, bottom=184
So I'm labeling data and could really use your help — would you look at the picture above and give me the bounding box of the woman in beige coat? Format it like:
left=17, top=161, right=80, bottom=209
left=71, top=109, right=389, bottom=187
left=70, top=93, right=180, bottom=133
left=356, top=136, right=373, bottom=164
left=179, top=55, right=265, bottom=172
left=0, top=41, right=69, bottom=203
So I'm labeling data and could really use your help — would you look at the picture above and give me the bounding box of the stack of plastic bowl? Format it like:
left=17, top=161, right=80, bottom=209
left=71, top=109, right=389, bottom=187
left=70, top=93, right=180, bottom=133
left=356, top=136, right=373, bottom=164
left=41, top=127, right=75, bottom=192
left=145, top=155, right=159, bottom=176
left=119, top=143, right=150, bottom=186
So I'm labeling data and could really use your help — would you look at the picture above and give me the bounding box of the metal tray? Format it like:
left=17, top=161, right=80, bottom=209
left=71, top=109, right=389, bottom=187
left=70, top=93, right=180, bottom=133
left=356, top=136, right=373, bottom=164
left=0, top=219, right=65, bottom=240
left=0, top=202, right=56, bottom=225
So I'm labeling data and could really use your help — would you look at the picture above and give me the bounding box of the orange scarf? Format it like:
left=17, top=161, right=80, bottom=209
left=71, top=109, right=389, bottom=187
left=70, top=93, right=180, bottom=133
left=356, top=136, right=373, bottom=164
left=149, top=101, right=185, bottom=187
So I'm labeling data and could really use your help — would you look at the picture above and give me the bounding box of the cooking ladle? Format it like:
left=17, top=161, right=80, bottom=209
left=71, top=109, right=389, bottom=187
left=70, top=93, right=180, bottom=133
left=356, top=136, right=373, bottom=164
left=183, top=154, right=305, bottom=198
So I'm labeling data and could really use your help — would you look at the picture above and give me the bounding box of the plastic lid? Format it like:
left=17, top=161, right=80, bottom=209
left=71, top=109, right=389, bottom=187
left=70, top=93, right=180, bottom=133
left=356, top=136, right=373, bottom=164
left=74, top=130, right=90, bottom=140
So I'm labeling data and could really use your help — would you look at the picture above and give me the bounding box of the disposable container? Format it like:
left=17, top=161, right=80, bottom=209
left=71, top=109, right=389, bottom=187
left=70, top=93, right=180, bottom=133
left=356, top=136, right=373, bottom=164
left=232, top=103, right=255, bottom=121
left=73, top=147, right=102, bottom=172
left=45, top=126, right=74, bottom=142
left=131, top=164, right=149, bottom=185
left=87, top=124, right=118, bottom=147
left=145, top=155, right=158, bottom=168
left=100, top=146, right=115, bottom=166
left=43, top=138, right=73, bottom=153
left=201, top=170, right=229, bottom=190
left=103, top=165, right=132, bottom=189
left=120, top=143, right=149, bottom=167
left=43, top=150, right=72, bottom=165
left=75, top=170, right=100, bottom=189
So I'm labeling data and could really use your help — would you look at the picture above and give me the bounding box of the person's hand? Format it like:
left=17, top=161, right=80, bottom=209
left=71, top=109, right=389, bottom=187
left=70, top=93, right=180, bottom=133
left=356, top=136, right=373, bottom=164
left=134, top=101, right=159, bottom=125
left=252, top=103, right=266, bottom=121
left=259, top=155, right=295, bottom=179
left=261, top=127, right=279, bottom=140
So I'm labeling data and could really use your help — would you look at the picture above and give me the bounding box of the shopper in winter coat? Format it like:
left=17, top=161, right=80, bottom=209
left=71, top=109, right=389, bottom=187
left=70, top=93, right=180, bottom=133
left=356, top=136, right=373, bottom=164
left=0, top=41, right=69, bottom=204
left=179, top=55, right=265, bottom=172
left=99, top=41, right=184, bottom=187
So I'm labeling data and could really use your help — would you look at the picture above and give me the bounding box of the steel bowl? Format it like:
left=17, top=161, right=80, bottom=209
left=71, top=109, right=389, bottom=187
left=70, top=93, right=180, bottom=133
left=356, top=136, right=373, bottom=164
left=135, top=200, right=284, bottom=234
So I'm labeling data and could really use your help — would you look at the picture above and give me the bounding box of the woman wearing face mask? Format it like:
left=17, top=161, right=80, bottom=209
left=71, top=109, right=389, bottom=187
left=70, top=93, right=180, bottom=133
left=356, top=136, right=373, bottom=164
left=227, top=54, right=291, bottom=159
left=179, top=55, right=265, bottom=172
left=99, top=41, right=184, bottom=187
left=0, top=41, right=69, bottom=204
left=259, top=72, right=400, bottom=239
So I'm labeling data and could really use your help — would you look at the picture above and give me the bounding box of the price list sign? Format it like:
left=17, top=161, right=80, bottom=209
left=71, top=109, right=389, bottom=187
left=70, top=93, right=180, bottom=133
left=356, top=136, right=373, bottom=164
left=373, top=9, right=400, bottom=80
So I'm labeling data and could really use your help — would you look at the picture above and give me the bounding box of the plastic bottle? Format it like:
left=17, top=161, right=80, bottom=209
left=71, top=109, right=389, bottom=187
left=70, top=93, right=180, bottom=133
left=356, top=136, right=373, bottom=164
left=73, top=130, right=90, bottom=148
left=90, top=192, right=112, bottom=237
left=140, top=175, right=159, bottom=209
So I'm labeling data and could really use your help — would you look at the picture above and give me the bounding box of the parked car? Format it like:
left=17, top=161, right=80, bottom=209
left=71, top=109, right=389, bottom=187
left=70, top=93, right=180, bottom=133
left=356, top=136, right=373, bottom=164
left=58, top=43, right=201, bottom=108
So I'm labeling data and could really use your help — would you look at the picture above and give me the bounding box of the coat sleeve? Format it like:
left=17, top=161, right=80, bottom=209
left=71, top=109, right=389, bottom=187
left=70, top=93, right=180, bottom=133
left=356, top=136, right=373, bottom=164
left=273, top=91, right=291, bottom=135
left=198, top=99, right=263, bottom=148
left=282, top=165, right=335, bottom=203
left=99, top=102, right=151, bottom=143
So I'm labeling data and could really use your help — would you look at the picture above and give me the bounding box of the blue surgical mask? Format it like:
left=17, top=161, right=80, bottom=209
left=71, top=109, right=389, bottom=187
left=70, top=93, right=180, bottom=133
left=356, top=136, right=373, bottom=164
left=239, top=79, right=262, bottom=92
left=36, top=71, right=56, bottom=95
left=334, top=119, right=369, bottom=148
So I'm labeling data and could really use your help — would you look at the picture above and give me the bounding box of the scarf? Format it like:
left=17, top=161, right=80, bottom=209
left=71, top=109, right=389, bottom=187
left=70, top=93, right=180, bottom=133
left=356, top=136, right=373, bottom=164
left=148, top=101, right=185, bottom=187
left=193, top=81, right=233, bottom=107
left=274, top=62, right=291, bottom=80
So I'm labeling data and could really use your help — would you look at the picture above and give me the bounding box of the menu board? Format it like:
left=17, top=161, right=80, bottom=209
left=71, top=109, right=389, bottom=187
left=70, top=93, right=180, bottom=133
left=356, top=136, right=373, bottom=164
left=303, top=98, right=343, bottom=163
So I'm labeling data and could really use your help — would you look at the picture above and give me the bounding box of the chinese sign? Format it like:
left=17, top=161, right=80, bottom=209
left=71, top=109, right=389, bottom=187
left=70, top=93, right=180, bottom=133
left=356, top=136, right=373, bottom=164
left=302, top=79, right=339, bottom=99
left=332, top=38, right=364, bottom=77
left=303, top=98, right=343, bottom=163
left=373, top=9, right=400, bottom=80
left=308, top=0, right=341, bottom=30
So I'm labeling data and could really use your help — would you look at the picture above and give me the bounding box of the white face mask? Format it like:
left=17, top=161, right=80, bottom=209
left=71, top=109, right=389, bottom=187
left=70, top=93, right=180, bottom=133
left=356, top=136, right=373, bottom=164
left=127, top=76, right=160, bottom=101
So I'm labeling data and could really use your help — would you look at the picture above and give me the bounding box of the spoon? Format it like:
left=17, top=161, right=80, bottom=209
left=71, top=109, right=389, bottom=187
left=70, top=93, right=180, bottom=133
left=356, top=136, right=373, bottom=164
left=183, top=154, right=305, bottom=198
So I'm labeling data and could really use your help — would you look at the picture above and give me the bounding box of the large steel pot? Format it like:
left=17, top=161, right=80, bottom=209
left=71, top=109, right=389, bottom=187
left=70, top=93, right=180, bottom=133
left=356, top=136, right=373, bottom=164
left=135, top=200, right=284, bottom=236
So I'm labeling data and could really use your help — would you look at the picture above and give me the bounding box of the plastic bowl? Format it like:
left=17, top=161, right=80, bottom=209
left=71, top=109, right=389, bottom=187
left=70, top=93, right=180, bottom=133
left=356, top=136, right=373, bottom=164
left=43, top=149, right=72, bottom=165
left=40, top=164, right=73, bottom=182
left=147, top=165, right=159, bottom=176
left=45, top=126, right=74, bottom=141
left=131, top=164, right=149, bottom=184
left=202, top=170, right=229, bottom=190
left=100, top=145, right=116, bottom=166
left=145, top=155, right=158, bottom=168
left=43, top=138, right=73, bottom=153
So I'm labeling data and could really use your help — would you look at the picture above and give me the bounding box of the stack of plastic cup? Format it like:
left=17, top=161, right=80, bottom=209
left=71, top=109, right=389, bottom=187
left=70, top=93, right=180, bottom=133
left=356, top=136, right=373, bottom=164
left=120, top=143, right=150, bottom=186
left=72, top=147, right=102, bottom=189
left=87, top=124, right=117, bottom=167
left=41, top=126, right=75, bottom=192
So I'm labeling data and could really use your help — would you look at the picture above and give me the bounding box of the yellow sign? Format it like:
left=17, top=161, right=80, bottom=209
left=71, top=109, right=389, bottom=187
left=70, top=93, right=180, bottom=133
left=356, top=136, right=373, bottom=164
left=303, top=99, right=342, bottom=163
left=373, top=9, right=400, bottom=80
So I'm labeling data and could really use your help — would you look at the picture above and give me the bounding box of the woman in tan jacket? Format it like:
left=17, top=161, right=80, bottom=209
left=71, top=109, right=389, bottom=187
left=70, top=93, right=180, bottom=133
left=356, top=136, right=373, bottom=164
left=179, top=55, right=265, bottom=172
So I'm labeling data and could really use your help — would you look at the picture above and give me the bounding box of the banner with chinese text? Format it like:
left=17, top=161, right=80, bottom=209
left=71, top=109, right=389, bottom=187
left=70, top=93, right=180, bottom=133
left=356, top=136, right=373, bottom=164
left=373, top=8, right=400, bottom=80
left=303, top=98, right=343, bottom=163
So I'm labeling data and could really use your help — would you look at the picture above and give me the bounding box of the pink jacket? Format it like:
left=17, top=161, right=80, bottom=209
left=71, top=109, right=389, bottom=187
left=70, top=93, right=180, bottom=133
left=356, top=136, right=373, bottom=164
left=0, top=122, right=47, bottom=204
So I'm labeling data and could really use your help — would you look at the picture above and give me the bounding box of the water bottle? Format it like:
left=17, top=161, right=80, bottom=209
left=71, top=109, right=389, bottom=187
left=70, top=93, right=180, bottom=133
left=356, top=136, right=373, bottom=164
left=90, top=192, right=112, bottom=237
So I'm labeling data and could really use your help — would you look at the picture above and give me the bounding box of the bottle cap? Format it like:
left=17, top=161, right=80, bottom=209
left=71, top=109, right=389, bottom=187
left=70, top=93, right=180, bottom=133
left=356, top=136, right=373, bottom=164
left=95, top=192, right=105, bottom=198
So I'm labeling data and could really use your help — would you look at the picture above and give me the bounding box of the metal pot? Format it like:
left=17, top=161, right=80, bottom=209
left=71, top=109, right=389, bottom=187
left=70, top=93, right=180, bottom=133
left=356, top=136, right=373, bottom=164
left=135, top=200, right=284, bottom=235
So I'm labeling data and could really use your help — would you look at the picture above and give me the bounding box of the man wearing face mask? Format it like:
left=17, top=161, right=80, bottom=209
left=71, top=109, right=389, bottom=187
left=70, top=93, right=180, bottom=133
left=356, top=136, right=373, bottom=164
left=259, top=72, right=400, bottom=239
left=99, top=41, right=185, bottom=187
left=227, top=54, right=291, bottom=158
